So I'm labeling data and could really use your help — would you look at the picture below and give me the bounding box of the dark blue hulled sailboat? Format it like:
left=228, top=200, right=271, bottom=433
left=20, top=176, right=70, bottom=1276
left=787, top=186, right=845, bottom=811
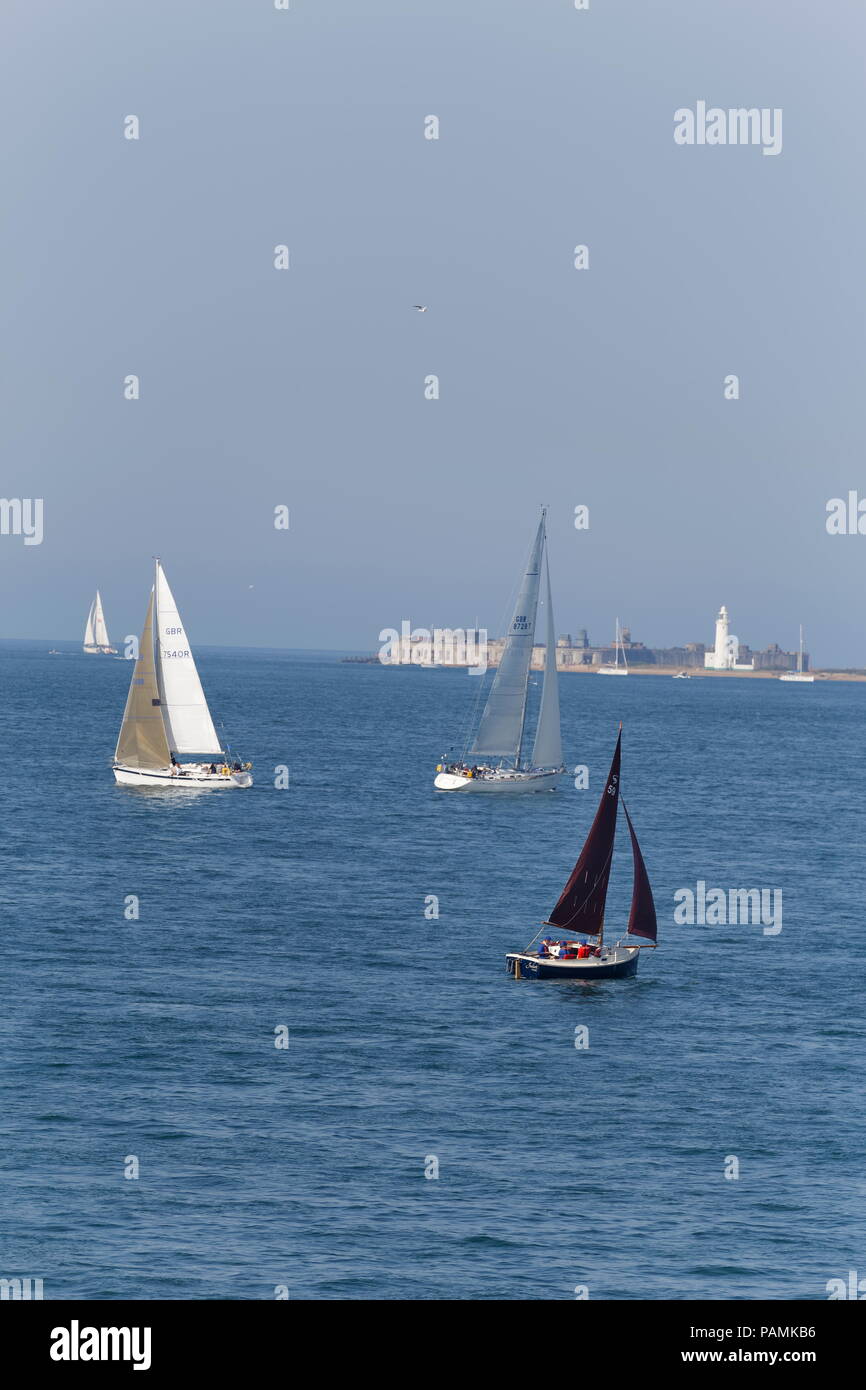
left=506, top=727, right=658, bottom=980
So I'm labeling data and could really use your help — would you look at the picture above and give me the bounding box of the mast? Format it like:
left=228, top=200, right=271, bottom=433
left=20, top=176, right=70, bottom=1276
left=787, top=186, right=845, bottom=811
left=798, top=624, right=804, bottom=676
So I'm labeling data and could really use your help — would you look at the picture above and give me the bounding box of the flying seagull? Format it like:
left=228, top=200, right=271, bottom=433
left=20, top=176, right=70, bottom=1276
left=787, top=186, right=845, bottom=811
left=413, top=305, right=428, bottom=312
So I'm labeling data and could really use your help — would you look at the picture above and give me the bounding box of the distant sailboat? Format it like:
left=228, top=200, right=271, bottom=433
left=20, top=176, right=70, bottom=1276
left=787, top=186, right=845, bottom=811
left=506, top=727, right=658, bottom=979
left=779, top=625, right=814, bottom=683
left=434, top=509, right=565, bottom=794
left=597, top=618, right=628, bottom=675
left=83, top=591, right=116, bottom=654
left=112, top=560, right=252, bottom=788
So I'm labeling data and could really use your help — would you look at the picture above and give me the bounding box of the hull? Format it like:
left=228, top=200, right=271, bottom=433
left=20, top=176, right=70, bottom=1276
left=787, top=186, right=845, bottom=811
left=506, top=947, right=639, bottom=980
left=113, top=763, right=252, bottom=788
left=597, top=667, right=628, bottom=676
left=84, top=646, right=117, bottom=655
left=779, top=674, right=814, bottom=683
left=434, top=769, right=562, bottom=794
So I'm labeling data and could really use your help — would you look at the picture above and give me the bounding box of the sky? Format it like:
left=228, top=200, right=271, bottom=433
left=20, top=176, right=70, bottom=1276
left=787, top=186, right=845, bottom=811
left=2, top=0, right=865, bottom=665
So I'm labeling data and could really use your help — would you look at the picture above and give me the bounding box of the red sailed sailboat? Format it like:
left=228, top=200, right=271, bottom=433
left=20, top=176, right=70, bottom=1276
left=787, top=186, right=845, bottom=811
left=506, top=726, right=658, bottom=980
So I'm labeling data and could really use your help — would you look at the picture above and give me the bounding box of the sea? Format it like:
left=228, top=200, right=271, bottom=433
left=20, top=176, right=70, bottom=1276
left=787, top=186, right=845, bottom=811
left=2, top=643, right=864, bottom=1301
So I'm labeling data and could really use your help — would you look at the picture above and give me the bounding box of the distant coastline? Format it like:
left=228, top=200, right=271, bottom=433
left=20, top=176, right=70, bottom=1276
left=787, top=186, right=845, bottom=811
left=340, top=654, right=866, bottom=682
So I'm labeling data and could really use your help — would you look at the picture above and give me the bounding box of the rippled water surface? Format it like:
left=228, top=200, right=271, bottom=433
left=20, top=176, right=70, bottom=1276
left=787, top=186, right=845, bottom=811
left=2, top=645, right=864, bottom=1299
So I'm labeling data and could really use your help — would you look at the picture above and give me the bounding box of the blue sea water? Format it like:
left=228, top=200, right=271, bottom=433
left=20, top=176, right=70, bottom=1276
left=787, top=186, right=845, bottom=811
left=2, top=645, right=864, bottom=1301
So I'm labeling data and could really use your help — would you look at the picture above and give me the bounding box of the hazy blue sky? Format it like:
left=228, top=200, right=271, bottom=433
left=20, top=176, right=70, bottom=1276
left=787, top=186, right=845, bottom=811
left=2, top=1, right=865, bottom=663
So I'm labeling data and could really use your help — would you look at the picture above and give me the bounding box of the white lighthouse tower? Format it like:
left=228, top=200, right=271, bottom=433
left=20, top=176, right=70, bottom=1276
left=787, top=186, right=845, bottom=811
left=704, top=604, right=754, bottom=670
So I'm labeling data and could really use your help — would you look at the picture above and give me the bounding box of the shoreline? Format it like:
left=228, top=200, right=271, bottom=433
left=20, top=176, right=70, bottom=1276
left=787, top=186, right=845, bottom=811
left=345, top=657, right=866, bottom=682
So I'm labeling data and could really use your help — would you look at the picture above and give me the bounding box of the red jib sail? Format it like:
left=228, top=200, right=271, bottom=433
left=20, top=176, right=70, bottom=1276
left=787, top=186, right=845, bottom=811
left=622, top=799, right=657, bottom=942
left=547, top=730, right=621, bottom=936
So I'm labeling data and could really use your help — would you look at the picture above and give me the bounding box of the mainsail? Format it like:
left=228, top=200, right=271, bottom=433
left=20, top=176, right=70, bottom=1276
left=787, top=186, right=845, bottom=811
left=547, top=731, right=621, bottom=936
left=114, top=590, right=172, bottom=768
left=469, top=514, right=545, bottom=763
left=93, top=592, right=110, bottom=648
left=623, top=800, right=657, bottom=941
left=83, top=599, right=96, bottom=648
left=530, top=547, right=563, bottom=770
left=154, top=562, right=222, bottom=756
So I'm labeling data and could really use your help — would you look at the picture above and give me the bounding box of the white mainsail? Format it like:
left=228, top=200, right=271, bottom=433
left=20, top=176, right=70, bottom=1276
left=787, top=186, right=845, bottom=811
left=470, top=514, right=545, bottom=763
left=531, top=547, right=563, bottom=770
left=92, top=591, right=110, bottom=648
left=154, top=562, right=222, bottom=756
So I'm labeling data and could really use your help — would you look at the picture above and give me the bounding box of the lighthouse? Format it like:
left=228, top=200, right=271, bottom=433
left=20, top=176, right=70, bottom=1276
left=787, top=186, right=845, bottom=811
left=704, top=604, right=754, bottom=670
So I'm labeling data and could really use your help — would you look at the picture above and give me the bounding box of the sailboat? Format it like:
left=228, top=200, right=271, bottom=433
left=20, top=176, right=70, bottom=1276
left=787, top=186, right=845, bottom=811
left=779, top=625, right=814, bottom=683
left=597, top=618, right=628, bottom=675
left=434, top=510, right=565, bottom=794
left=506, top=727, right=658, bottom=979
left=83, top=591, right=116, bottom=654
left=112, top=560, right=252, bottom=788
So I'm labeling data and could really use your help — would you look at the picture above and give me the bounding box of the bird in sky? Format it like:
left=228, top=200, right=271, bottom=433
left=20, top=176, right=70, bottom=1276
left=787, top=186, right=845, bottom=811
left=413, top=305, right=428, bottom=312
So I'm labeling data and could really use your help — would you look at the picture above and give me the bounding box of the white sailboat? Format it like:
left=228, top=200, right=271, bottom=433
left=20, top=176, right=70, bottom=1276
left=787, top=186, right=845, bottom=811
left=434, top=510, right=565, bottom=794
left=83, top=591, right=116, bottom=654
left=112, top=560, right=252, bottom=788
left=779, top=625, right=814, bottom=683
left=597, top=618, right=628, bottom=675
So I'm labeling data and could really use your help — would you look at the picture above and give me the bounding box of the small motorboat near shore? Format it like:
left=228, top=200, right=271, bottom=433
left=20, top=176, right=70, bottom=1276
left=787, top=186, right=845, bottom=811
left=506, top=726, right=657, bottom=980
left=112, top=560, right=252, bottom=789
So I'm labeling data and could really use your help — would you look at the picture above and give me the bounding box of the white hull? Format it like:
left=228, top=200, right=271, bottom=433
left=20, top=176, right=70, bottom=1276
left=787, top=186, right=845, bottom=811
left=597, top=666, right=628, bottom=676
left=113, top=763, right=252, bottom=788
left=84, top=646, right=117, bottom=655
left=434, top=769, right=562, bottom=794
left=779, top=673, right=814, bottom=683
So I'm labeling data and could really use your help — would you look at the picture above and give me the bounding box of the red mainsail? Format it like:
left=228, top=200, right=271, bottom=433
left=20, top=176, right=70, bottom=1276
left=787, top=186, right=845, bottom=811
left=622, top=800, right=658, bottom=942
left=547, top=730, right=621, bottom=936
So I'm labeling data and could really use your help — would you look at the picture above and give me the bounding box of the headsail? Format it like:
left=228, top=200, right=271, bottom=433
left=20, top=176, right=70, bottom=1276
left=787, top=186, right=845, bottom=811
left=83, top=598, right=96, bottom=648
left=547, top=730, right=621, bottom=936
left=530, top=545, right=562, bottom=770
left=154, top=562, right=222, bottom=756
left=623, top=800, right=657, bottom=942
left=469, top=513, right=545, bottom=763
left=114, top=590, right=172, bottom=768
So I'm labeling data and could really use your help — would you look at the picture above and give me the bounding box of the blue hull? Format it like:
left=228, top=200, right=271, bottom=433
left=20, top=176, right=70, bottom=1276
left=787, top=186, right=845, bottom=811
left=506, top=952, right=639, bottom=981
